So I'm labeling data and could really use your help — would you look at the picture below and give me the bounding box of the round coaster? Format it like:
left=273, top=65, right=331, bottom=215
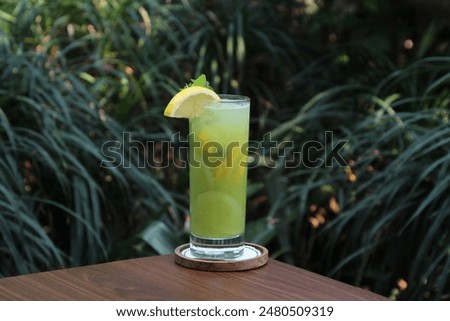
left=174, top=243, right=269, bottom=271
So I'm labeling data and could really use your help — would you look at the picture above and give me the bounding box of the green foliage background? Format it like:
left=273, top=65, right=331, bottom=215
left=0, top=0, right=449, bottom=300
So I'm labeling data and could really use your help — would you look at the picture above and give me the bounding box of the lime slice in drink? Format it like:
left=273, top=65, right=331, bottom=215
left=190, top=190, right=244, bottom=238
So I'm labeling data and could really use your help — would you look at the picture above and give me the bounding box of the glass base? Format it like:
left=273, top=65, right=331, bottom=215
left=190, top=234, right=244, bottom=260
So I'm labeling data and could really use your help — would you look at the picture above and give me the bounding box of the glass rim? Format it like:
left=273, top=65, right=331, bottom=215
left=217, top=94, right=250, bottom=103
left=198, top=94, right=250, bottom=110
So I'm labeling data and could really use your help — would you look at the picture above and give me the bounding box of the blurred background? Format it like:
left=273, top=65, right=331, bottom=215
left=0, top=0, right=449, bottom=300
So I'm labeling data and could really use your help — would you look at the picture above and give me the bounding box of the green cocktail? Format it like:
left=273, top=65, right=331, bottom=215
left=189, top=95, right=250, bottom=259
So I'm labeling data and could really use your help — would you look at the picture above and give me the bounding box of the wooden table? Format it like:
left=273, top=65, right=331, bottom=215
left=0, top=255, right=387, bottom=300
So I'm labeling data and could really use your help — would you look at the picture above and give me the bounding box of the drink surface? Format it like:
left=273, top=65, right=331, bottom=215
left=189, top=100, right=249, bottom=239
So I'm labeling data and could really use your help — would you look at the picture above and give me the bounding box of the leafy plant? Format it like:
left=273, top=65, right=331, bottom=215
left=0, top=0, right=181, bottom=276
left=247, top=57, right=450, bottom=300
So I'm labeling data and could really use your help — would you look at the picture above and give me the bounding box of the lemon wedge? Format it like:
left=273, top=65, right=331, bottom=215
left=163, top=86, right=220, bottom=118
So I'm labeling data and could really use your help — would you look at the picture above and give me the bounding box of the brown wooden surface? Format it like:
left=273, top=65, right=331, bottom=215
left=0, top=255, right=387, bottom=300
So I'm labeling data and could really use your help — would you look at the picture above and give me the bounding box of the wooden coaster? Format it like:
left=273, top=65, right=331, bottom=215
left=174, top=243, right=269, bottom=271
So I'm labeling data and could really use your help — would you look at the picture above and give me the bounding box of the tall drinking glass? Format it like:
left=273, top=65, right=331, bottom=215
left=189, top=95, right=250, bottom=259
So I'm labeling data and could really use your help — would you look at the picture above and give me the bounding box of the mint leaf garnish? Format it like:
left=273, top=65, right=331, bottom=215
left=192, top=74, right=207, bottom=87
left=183, top=74, right=213, bottom=90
